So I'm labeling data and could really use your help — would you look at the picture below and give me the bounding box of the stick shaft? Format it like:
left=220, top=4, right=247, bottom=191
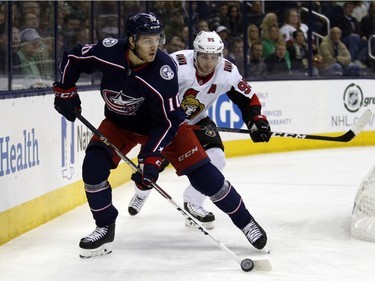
left=199, top=109, right=372, bottom=143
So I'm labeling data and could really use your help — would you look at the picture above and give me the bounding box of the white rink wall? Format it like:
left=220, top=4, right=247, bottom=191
left=209, top=79, right=375, bottom=141
left=0, top=79, right=374, bottom=244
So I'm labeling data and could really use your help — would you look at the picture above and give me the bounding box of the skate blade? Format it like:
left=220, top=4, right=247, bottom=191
left=185, top=218, right=215, bottom=230
left=79, top=243, right=113, bottom=259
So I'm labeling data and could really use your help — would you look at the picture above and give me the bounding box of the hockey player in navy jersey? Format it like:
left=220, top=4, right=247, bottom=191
left=128, top=30, right=272, bottom=230
left=53, top=12, right=269, bottom=258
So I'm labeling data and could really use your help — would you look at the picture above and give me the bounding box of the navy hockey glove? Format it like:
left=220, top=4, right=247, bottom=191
left=53, top=82, right=81, bottom=122
left=131, top=157, right=170, bottom=189
left=133, top=154, right=164, bottom=188
left=248, top=114, right=271, bottom=142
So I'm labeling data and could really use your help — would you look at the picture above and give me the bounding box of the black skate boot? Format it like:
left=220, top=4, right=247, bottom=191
left=242, top=217, right=267, bottom=250
left=79, top=223, right=115, bottom=258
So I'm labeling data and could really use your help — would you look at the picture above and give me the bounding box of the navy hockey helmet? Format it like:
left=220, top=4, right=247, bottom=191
left=126, top=12, right=165, bottom=44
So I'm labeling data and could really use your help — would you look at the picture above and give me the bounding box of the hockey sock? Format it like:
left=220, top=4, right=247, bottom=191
left=84, top=181, right=118, bottom=227
left=210, top=181, right=251, bottom=229
left=82, top=146, right=118, bottom=227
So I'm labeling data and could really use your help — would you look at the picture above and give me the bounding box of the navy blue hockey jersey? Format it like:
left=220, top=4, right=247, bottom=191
left=60, top=38, right=185, bottom=155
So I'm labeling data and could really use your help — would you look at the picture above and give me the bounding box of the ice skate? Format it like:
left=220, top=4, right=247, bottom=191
left=184, top=202, right=215, bottom=230
left=79, top=223, right=115, bottom=258
left=242, top=217, right=267, bottom=250
left=128, top=193, right=150, bottom=216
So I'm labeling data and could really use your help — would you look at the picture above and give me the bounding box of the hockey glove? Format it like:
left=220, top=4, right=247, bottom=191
left=133, top=153, right=164, bottom=188
left=53, top=82, right=81, bottom=122
left=248, top=114, right=271, bottom=142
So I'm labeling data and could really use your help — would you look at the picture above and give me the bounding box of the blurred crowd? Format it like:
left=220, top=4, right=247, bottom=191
left=1, top=1, right=375, bottom=90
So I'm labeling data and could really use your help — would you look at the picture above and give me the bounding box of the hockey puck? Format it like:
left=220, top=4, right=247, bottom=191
left=240, top=258, right=254, bottom=272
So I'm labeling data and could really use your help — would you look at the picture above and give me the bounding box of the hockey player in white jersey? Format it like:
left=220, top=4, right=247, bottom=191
left=128, top=30, right=271, bottom=229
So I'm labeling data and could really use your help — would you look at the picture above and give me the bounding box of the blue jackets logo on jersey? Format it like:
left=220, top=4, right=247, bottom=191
left=103, top=38, right=118, bottom=47
left=160, top=65, right=174, bottom=80
left=102, top=89, right=144, bottom=115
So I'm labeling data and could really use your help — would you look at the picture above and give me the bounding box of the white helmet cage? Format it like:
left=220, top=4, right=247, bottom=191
left=193, top=31, right=224, bottom=61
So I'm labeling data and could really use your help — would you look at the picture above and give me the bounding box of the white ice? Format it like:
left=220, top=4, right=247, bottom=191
left=1, top=146, right=375, bottom=281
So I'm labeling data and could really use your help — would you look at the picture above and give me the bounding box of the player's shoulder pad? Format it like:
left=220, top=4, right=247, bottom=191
left=78, top=38, right=126, bottom=63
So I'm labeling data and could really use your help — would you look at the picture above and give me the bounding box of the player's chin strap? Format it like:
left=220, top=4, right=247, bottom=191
left=73, top=109, right=272, bottom=273
left=194, top=109, right=372, bottom=143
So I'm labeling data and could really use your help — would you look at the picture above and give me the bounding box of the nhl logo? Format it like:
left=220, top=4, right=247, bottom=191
left=343, top=83, right=363, bottom=113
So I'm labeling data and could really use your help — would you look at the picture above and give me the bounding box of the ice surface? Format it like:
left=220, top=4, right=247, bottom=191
left=1, top=146, right=375, bottom=281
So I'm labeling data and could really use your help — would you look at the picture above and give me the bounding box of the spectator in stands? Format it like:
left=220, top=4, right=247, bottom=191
left=22, top=12, right=40, bottom=31
left=360, top=1, right=375, bottom=68
left=38, top=2, right=54, bottom=37
left=163, top=36, right=185, bottom=54
left=165, top=8, right=187, bottom=40
left=180, top=25, right=190, bottom=48
left=332, top=1, right=368, bottom=66
left=150, top=2, right=170, bottom=26
left=197, top=19, right=210, bottom=32
left=216, top=25, right=231, bottom=50
left=11, top=2, right=22, bottom=29
left=260, top=12, right=279, bottom=37
left=226, top=4, right=243, bottom=37
left=21, top=1, right=41, bottom=18
left=247, top=40, right=267, bottom=79
left=261, top=24, right=291, bottom=69
left=353, top=1, right=369, bottom=22
left=280, top=8, right=309, bottom=46
left=287, top=29, right=318, bottom=76
left=17, top=28, right=53, bottom=87
left=211, top=2, right=229, bottom=27
left=247, top=1, right=265, bottom=28
left=247, top=24, right=260, bottom=49
left=361, top=2, right=375, bottom=38
left=230, top=37, right=247, bottom=75
left=0, top=26, right=21, bottom=75
left=264, top=41, right=291, bottom=77
left=318, top=27, right=361, bottom=76
left=63, top=14, right=83, bottom=50
left=321, top=1, right=344, bottom=23
left=194, top=1, right=214, bottom=21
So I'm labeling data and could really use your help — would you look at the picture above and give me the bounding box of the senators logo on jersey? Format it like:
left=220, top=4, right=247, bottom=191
left=102, top=89, right=144, bottom=115
left=181, top=89, right=205, bottom=120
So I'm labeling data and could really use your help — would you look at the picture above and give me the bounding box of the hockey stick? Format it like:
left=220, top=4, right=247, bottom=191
left=198, top=109, right=372, bottom=142
left=73, top=111, right=271, bottom=272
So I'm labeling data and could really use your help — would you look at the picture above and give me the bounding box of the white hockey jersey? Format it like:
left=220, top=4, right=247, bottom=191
left=170, top=50, right=257, bottom=125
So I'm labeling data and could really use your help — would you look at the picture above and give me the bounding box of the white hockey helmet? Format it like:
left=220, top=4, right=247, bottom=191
left=193, top=30, right=224, bottom=60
